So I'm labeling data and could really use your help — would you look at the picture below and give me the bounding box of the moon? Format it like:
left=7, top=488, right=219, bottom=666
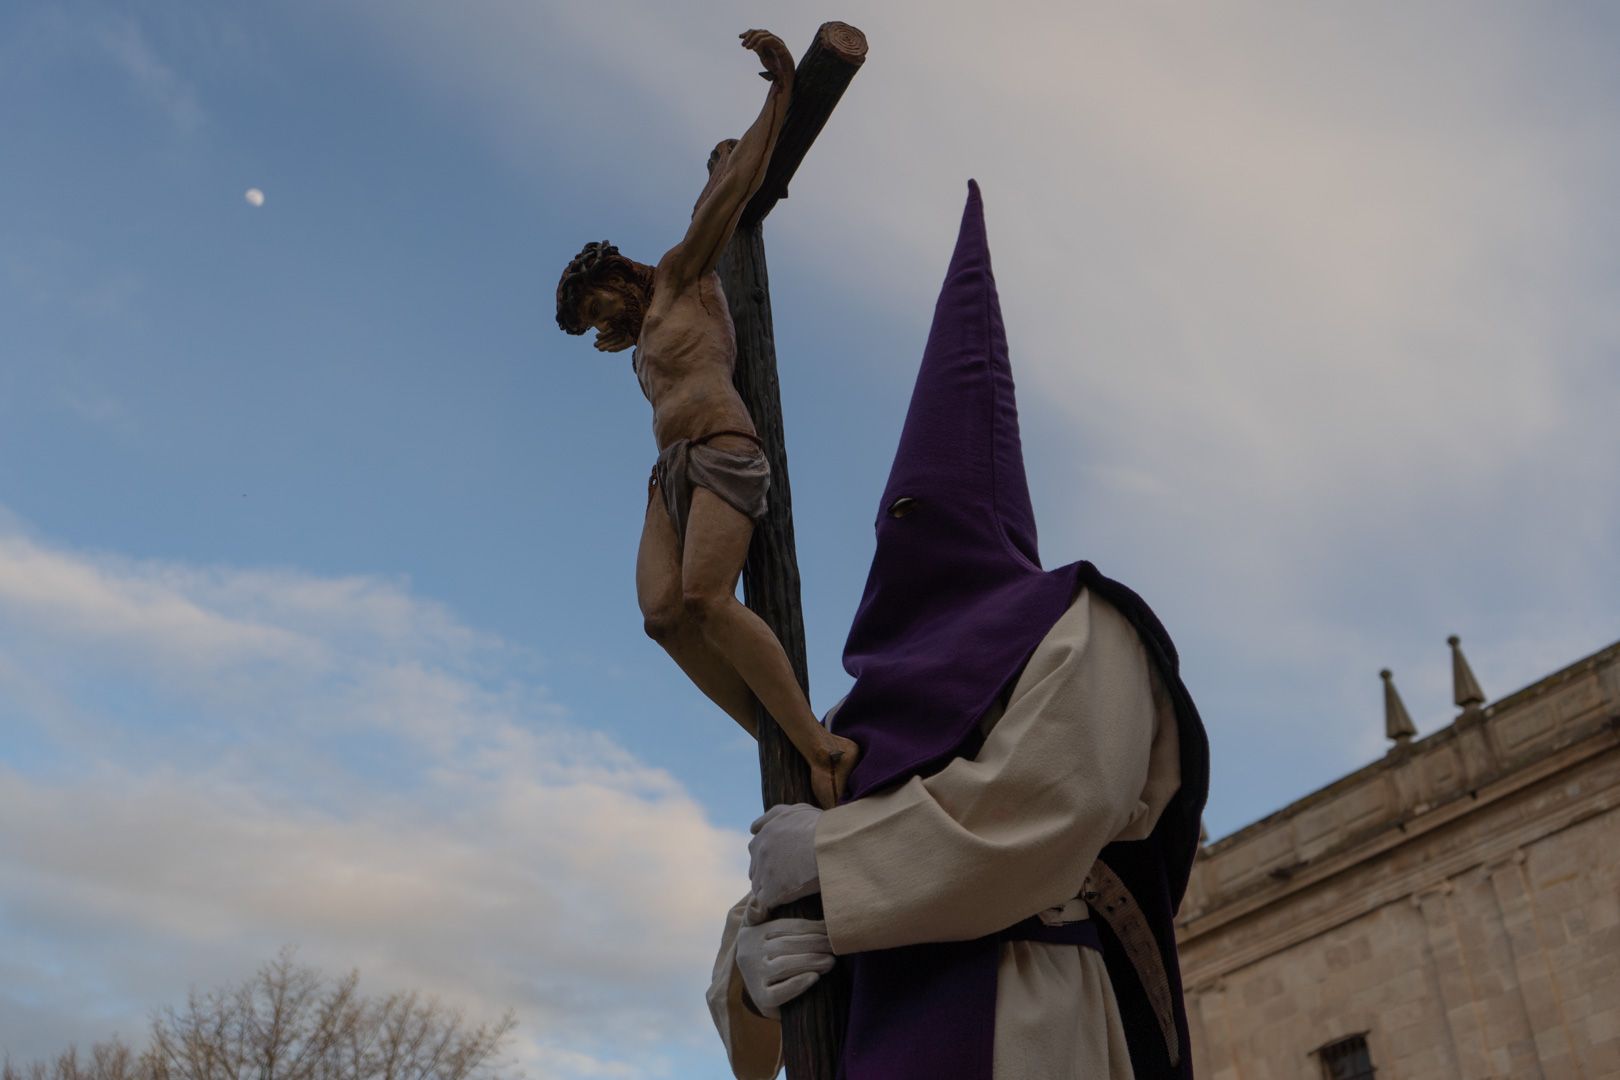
left=244, top=188, right=265, bottom=207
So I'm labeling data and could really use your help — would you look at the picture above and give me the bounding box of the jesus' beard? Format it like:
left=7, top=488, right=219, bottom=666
left=610, top=280, right=648, bottom=343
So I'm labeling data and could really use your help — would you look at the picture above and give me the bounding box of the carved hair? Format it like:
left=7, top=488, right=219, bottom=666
left=555, top=241, right=651, bottom=335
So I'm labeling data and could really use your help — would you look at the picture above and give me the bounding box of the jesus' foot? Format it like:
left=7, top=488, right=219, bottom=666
left=809, top=732, right=860, bottom=810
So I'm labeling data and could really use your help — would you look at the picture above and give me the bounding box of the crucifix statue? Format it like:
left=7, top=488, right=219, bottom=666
left=555, top=23, right=867, bottom=1079
left=554, top=28, right=859, bottom=811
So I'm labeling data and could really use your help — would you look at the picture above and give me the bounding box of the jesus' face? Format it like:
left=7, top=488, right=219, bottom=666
left=580, top=284, right=643, bottom=353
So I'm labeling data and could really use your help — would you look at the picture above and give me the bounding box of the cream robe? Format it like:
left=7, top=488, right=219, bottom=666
left=708, top=588, right=1183, bottom=1080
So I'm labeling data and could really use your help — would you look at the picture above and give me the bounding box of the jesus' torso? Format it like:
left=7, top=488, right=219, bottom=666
left=633, top=263, right=758, bottom=453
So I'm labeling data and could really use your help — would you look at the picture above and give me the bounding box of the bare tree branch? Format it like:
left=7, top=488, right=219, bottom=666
left=7, top=954, right=514, bottom=1080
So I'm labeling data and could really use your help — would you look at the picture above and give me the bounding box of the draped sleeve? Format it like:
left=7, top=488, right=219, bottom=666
left=705, top=588, right=1182, bottom=1077
left=706, top=894, right=786, bottom=1080
left=815, top=589, right=1171, bottom=953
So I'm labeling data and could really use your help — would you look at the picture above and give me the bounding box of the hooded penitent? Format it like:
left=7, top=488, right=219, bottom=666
left=830, top=181, right=1210, bottom=1079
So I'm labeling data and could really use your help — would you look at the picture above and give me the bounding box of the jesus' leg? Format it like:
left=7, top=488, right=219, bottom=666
left=680, top=486, right=859, bottom=808
left=637, top=481, right=759, bottom=737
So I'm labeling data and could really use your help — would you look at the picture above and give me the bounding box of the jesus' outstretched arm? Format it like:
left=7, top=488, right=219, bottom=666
left=668, top=30, right=795, bottom=289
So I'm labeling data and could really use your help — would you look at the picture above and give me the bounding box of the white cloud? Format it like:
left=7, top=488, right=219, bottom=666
left=325, top=0, right=1620, bottom=581
left=344, top=0, right=1620, bottom=824
left=4, top=7, right=1616, bottom=1070
left=59, top=11, right=205, bottom=131
left=0, top=521, right=745, bottom=1079
left=60, top=378, right=135, bottom=431
left=89, top=15, right=205, bottom=132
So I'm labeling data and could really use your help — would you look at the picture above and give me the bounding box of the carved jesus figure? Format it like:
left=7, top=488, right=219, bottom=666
left=556, top=29, right=858, bottom=809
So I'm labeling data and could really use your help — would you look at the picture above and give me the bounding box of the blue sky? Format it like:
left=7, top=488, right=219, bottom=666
left=3, top=3, right=1619, bottom=1077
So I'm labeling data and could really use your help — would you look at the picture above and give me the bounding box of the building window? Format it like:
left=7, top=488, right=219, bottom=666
left=1317, top=1033, right=1376, bottom=1080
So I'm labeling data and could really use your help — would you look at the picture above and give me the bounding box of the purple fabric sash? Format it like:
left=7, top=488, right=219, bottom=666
left=840, top=918, right=1101, bottom=1080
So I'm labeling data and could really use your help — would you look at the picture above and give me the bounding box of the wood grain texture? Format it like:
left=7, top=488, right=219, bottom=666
left=710, top=22, right=865, bottom=1079
left=739, top=22, right=869, bottom=230
left=718, top=222, right=851, bottom=1080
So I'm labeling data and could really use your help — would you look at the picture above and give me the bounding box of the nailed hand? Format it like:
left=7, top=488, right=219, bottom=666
left=739, top=29, right=793, bottom=84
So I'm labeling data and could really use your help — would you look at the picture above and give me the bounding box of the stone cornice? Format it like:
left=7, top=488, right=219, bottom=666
left=1177, top=638, right=1620, bottom=970
left=1180, top=727, right=1620, bottom=988
left=1200, top=639, right=1620, bottom=862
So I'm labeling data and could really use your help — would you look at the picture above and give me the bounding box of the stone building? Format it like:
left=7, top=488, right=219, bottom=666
left=1176, top=636, right=1620, bottom=1079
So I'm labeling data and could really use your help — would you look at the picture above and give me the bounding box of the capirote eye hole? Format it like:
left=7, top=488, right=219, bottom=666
left=887, top=497, right=920, bottom=519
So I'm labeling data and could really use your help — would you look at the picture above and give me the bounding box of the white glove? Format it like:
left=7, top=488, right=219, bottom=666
left=736, top=897, right=836, bottom=1019
left=748, top=803, right=822, bottom=910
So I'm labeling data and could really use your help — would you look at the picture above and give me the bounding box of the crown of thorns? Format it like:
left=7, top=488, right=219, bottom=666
left=556, top=240, right=630, bottom=334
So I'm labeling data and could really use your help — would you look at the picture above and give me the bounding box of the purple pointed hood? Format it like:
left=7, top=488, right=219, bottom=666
left=834, top=180, right=1082, bottom=800
left=832, top=182, right=1211, bottom=1080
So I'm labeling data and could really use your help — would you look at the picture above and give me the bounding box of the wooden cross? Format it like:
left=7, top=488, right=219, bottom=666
left=712, top=20, right=866, bottom=1080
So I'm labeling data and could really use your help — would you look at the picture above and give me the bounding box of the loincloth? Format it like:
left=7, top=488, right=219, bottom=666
left=649, top=429, right=771, bottom=544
